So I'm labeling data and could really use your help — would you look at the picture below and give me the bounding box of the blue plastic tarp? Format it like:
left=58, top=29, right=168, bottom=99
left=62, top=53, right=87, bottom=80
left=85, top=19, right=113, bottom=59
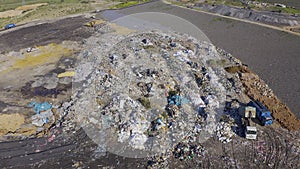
left=29, top=101, right=52, bottom=114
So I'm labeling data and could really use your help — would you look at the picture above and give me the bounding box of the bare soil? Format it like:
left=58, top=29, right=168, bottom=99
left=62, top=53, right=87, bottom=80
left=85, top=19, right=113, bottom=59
left=0, top=16, right=93, bottom=53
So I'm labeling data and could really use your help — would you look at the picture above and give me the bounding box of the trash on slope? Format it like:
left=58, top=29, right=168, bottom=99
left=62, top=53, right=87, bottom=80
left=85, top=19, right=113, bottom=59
left=216, top=122, right=234, bottom=143
left=31, top=109, right=55, bottom=127
left=173, top=142, right=206, bottom=160
left=72, top=31, right=229, bottom=158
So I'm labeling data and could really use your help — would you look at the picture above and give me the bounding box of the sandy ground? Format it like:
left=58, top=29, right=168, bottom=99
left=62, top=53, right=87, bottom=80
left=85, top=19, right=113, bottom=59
left=109, top=0, right=300, bottom=118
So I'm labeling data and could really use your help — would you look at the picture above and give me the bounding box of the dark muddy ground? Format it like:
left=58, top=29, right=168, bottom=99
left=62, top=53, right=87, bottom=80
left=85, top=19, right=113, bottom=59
left=0, top=16, right=93, bottom=53
left=0, top=129, right=147, bottom=169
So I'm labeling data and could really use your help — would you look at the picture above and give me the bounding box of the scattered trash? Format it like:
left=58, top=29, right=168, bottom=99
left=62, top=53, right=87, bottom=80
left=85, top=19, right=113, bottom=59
left=27, top=47, right=38, bottom=53
left=173, top=142, right=205, bottom=160
left=170, top=42, right=177, bottom=47
left=84, top=20, right=105, bottom=27
left=216, top=122, right=234, bottom=143
left=204, top=95, right=219, bottom=108
left=47, top=134, right=56, bottom=142
left=57, top=71, right=75, bottom=78
left=29, top=101, right=52, bottom=114
left=31, top=109, right=54, bottom=127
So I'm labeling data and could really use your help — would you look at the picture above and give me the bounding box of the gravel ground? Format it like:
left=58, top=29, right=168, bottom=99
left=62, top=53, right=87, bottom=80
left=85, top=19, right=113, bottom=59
left=100, top=0, right=300, bottom=117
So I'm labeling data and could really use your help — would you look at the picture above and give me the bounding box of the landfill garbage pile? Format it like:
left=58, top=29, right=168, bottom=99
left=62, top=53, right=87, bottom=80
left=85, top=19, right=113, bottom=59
left=72, top=30, right=233, bottom=158
left=0, top=20, right=299, bottom=168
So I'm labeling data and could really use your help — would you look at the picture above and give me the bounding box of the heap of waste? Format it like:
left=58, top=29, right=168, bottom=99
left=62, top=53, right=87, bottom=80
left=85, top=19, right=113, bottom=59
left=72, top=30, right=234, bottom=158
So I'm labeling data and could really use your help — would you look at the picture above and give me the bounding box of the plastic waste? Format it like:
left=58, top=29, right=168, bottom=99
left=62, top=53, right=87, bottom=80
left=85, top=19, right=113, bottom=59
left=167, top=95, right=189, bottom=107
left=31, top=109, right=54, bottom=126
left=205, top=95, right=219, bottom=108
left=29, top=101, right=52, bottom=114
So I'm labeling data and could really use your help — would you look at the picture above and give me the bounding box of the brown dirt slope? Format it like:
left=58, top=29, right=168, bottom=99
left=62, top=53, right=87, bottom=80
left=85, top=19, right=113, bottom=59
left=240, top=68, right=300, bottom=130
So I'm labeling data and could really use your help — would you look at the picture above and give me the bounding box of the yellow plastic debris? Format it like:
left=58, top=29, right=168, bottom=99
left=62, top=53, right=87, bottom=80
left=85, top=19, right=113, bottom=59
left=57, top=71, right=75, bottom=78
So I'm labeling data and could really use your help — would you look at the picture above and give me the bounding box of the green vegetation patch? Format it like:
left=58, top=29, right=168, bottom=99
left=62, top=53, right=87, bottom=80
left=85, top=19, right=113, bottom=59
left=271, top=6, right=300, bottom=15
left=0, top=0, right=85, bottom=12
left=138, top=97, right=151, bottom=109
left=110, top=0, right=149, bottom=9
left=0, top=1, right=93, bottom=28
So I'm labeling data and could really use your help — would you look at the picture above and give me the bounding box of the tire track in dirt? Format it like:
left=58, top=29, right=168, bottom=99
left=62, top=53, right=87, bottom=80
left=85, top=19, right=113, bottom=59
left=261, top=127, right=299, bottom=169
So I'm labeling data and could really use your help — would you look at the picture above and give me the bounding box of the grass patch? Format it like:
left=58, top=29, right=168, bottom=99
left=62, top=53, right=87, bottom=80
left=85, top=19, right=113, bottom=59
left=138, top=97, right=151, bottom=109
left=0, top=1, right=93, bottom=28
left=224, top=65, right=249, bottom=73
left=271, top=6, right=300, bottom=15
left=224, top=0, right=243, bottom=7
left=0, top=0, right=85, bottom=12
left=212, top=17, right=233, bottom=23
left=110, top=0, right=149, bottom=9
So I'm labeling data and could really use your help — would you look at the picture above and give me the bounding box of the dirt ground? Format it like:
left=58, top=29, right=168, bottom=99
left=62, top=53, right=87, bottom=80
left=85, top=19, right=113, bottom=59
left=0, top=16, right=93, bottom=53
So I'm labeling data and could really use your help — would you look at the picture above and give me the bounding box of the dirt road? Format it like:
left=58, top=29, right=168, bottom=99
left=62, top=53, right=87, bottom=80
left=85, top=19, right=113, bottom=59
left=0, top=129, right=147, bottom=168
